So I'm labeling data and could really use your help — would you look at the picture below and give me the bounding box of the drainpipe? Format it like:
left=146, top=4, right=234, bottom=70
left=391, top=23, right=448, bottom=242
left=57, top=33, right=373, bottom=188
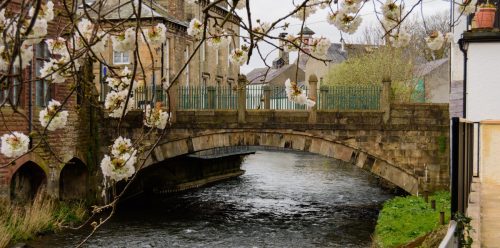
left=458, top=38, right=468, bottom=119
left=28, top=64, right=33, bottom=143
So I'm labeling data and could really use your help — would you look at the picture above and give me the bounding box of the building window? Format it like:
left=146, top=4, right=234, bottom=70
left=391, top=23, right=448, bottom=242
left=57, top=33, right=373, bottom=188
left=35, top=42, right=51, bottom=107
left=201, top=42, right=206, bottom=62
left=0, top=67, right=21, bottom=106
left=12, top=67, right=20, bottom=106
left=216, top=48, right=219, bottom=65
left=113, top=51, right=130, bottom=64
left=216, top=76, right=222, bottom=87
left=228, top=43, right=233, bottom=68
left=163, top=38, right=170, bottom=86
left=185, top=45, right=190, bottom=86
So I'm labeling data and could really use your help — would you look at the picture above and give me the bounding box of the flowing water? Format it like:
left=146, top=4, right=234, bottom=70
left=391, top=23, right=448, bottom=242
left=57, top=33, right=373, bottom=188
left=33, top=150, right=395, bottom=248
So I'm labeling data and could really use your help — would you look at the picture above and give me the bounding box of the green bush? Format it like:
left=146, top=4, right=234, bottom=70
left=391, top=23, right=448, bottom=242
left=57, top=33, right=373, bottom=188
left=374, top=191, right=451, bottom=248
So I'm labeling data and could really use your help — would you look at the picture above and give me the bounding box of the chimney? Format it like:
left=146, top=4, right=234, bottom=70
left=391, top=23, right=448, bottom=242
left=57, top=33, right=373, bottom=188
left=279, top=32, right=289, bottom=65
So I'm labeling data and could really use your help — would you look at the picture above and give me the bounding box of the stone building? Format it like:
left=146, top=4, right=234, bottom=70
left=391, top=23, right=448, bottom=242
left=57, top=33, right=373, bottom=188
left=93, top=0, right=240, bottom=103
left=0, top=0, right=93, bottom=202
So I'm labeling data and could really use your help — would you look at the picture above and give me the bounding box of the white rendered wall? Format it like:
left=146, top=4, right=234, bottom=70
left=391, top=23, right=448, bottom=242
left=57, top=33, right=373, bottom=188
left=467, top=43, right=500, bottom=121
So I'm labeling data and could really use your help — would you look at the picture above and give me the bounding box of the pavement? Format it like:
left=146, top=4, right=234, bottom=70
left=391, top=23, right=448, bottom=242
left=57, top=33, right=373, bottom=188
left=480, top=182, right=500, bottom=248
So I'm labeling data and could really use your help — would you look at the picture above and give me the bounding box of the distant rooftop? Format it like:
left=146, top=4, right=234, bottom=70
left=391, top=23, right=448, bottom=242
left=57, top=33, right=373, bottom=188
left=298, top=26, right=315, bottom=36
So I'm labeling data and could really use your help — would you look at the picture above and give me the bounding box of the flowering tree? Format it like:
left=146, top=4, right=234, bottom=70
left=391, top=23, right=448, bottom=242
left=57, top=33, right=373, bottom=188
left=0, top=0, right=475, bottom=245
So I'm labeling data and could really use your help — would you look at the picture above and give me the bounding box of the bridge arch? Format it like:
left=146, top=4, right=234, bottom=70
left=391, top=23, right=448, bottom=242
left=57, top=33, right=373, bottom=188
left=146, top=130, right=419, bottom=194
left=10, top=161, right=47, bottom=202
left=59, top=157, right=88, bottom=200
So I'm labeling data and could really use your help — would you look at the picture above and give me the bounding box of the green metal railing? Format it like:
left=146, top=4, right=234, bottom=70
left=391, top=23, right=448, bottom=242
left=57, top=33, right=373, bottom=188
left=270, top=86, right=308, bottom=110
left=177, top=86, right=209, bottom=110
left=246, top=85, right=264, bottom=109
left=176, top=84, right=381, bottom=111
left=317, top=85, right=381, bottom=110
left=134, top=86, right=168, bottom=109
left=177, top=86, right=238, bottom=110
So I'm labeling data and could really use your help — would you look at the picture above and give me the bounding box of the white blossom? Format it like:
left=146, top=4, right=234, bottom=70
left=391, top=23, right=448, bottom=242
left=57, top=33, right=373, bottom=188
left=187, top=18, right=204, bottom=39
left=284, top=79, right=315, bottom=107
left=207, top=29, right=229, bottom=48
left=29, top=1, right=54, bottom=22
left=144, top=104, right=169, bottom=129
left=46, top=37, right=68, bottom=56
left=142, top=23, right=167, bottom=47
left=328, top=10, right=362, bottom=34
left=106, top=66, right=137, bottom=91
left=39, top=99, right=69, bottom=131
left=25, top=18, right=48, bottom=45
left=457, top=0, right=476, bottom=15
left=15, top=43, right=34, bottom=69
left=104, top=90, right=134, bottom=118
left=39, top=57, right=71, bottom=84
left=101, top=137, right=137, bottom=181
left=90, top=32, right=109, bottom=55
left=390, top=30, right=411, bottom=48
left=112, top=27, right=136, bottom=52
left=229, top=47, right=248, bottom=65
left=310, top=38, right=330, bottom=58
left=1, top=132, right=30, bottom=158
left=77, top=18, right=94, bottom=39
left=382, top=0, right=402, bottom=21
left=425, top=31, right=445, bottom=51
left=341, top=0, right=361, bottom=14
left=252, top=22, right=271, bottom=39
left=293, top=2, right=318, bottom=20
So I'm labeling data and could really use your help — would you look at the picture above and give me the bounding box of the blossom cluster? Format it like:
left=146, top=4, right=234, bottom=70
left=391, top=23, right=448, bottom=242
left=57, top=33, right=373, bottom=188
left=284, top=79, right=316, bottom=107
left=425, top=31, right=453, bottom=51
left=39, top=99, right=69, bottom=131
left=101, top=137, right=137, bottom=182
left=326, top=0, right=363, bottom=34
left=144, top=103, right=170, bottom=129
left=229, top=47, right=249, bottom=65
left=0, top=132, right=30, bottom=158
left=0, top=1, right=55, bottom=71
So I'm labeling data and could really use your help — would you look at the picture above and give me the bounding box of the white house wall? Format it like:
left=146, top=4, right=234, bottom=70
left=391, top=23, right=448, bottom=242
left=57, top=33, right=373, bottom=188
left=467, top=43, right=500, bottom=121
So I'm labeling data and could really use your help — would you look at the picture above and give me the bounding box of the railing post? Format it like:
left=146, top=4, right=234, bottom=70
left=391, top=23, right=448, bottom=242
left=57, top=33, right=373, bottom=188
left=238, top=75, right=247, bottom=123
left=168, top=82, right=178, bottom=123
left=381, top=78, right=392, bottom=123
left=320, top=85, right=329, bottom=110
left=308, top=74, right=318, bottom=124
left=207, top=86, right=216, bottom=109
left=263, top=85, right=271, bottom=110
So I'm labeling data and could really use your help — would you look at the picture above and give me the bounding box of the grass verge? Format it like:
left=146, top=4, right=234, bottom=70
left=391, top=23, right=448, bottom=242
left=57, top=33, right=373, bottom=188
left=373, top=191, right=451, bottom=248
left=0, top=194, right=87, bottom=248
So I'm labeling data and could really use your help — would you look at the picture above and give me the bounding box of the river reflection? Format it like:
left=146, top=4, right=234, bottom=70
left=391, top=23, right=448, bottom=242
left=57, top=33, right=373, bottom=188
left=33, top=150, right=395, bottom=248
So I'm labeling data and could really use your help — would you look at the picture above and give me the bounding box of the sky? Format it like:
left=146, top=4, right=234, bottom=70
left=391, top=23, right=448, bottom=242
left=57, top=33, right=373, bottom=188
left=237, top=0, right=452, bottom=73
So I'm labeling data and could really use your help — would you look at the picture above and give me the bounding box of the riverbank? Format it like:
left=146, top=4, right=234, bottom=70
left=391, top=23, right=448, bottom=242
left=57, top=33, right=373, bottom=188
left=0, top=195, right=87, bottom=248
left=373, top=191, right=451, bottom=247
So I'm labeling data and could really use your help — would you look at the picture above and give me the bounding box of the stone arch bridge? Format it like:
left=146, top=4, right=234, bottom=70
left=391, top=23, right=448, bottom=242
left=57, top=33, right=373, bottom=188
left=0, top=103, right=449, bottom=202
left=124, top=103, right=449, bottom=195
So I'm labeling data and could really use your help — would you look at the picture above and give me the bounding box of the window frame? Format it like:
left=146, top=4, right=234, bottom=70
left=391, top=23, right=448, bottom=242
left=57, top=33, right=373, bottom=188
left=113, top=50, right=130, bottom=65
left=35, top=42, right=51, bottom=107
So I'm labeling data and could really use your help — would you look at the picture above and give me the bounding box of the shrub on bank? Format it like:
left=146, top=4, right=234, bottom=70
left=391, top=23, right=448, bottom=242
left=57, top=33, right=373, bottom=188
left=373, top=191, right=451, bottom=248
left=0, top=195, right=87, bottom=248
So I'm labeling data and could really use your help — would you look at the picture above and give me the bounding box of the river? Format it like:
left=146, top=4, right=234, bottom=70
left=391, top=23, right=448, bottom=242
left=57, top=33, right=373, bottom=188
left=33, top=150, right=395, bottom=247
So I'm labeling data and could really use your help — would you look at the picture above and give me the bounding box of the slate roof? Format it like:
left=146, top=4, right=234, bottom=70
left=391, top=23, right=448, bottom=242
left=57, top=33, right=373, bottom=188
left=86, top=0, right=188, bottom=27
left=247, top=64, right=300, bottom=85
left=414, top=58, right=449, bottom=77
left=298, top=26, right=315, bottom=35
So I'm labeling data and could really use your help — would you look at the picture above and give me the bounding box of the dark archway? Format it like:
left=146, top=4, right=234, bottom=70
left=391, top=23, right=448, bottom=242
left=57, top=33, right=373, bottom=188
left=10, top=161, right=47, bottom=202
left=59, top=158, right=88, bottom=200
